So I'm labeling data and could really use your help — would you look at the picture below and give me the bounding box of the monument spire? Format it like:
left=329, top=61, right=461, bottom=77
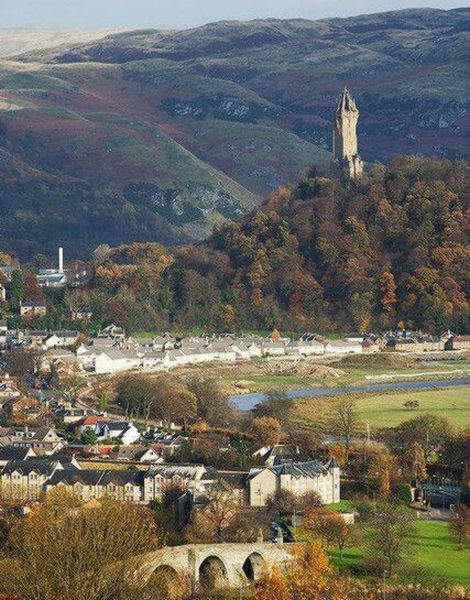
left=332, top=87, right=363, bottom=179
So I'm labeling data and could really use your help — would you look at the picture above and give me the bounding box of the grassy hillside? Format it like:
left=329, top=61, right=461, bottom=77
left=0, top=8, right=469, bottom=257
left=0, top=28, right=122, bottom=58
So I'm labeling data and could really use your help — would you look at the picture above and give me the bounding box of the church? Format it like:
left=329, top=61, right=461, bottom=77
left=331, top=87, right=363, bottom=179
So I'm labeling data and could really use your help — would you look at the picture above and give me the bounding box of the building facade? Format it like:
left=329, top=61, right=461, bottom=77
left=248, top=459, right=340, bottom=507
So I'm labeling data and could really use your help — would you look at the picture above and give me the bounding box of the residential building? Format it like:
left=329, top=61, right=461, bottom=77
left=446, top=335, right=470, bottom=351
left=20, top=302, right=47, bottom=318
left=94, top=420, right=141, bottom=445
left=109, top=446, right=162, bottom=463
left=46, top=469, right=144, bottom=503
left=9, top=426, right=64, bottom=455
left=247, top=459, right=340, bottom=507
left=42, top=331, right=80, bottom=348
left=143, top=464, right=217, bottom=502
left=0, top=445, right=36, bottom=467
left=0, top=457, right=77, bottom=501
left=71, top=307, right=93, bottom=322
left=0, top=374, right=21, bottom=401
left=324, top=340, right=362, bottom=354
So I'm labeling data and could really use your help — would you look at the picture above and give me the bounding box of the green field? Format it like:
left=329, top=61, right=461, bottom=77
left=329, top=520, right=470, bottom=587
left=295, top=386, right=470, bottom=430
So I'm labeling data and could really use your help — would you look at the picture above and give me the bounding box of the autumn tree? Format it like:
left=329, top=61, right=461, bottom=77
left=187, top=376, right=236, bottom=428
left=5, top=350, right=34, bottom=379
left=90, top=375, right=112, bottom=413
left=366, top=449, right=396, bottom=498
left=379, top=271, right=397, bottom=319
left=253, top=391, right=295, bottom=426
left=23, top=272, right=44, bottom=304
left=116, top=373, right=155, bottom=422
left=50, top=364, right=86, bottom=407
left=448, top=504, right=469, bottom=550
left=250, top=416, right=282, bottom=447
left=304, top=508, right=353, bottom=561
left=386, top=414, right=453, bottom=462
left=184, top=483, right=256, bottom=544
left=255, top=566, right=291, bottom=600
left=256, top=541, right=361, bottom=600
left=0, top=490, right=163, bottom=600
left=401, top=442, right=427, bottom=482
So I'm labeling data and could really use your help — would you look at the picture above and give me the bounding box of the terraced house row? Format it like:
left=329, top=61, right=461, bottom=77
left=0, top=452, right=340, bottom=507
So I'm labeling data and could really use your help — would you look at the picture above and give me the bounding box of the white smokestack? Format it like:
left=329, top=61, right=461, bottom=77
left=58, top=247, right=64, bottom=273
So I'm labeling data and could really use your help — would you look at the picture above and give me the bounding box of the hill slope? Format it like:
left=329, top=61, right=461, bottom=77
left=0, top=8, right=469, bottom=258
left=27, top=156, right=463, bottom=336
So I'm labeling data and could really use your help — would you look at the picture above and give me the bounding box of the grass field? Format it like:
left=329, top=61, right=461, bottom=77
left=329, top=520, right=470, bottom=587
left=295, top=386, right=470, bottom=430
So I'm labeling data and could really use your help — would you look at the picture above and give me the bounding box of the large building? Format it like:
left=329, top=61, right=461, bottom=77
left=247, top=459, right=340, bottom=507
left=332, top=87, right=363, bottom=179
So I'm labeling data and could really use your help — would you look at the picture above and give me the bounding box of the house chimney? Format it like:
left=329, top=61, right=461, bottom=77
left=58, top=247, right=64, bottom=273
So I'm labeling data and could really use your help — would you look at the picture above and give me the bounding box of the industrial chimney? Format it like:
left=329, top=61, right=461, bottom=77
left=58, top=247, right=64, bottom=273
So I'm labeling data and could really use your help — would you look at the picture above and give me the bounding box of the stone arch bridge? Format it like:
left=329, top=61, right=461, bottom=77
left=141, top=543, right=295, bottom=588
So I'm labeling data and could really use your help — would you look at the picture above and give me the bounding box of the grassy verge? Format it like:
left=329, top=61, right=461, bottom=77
left=295, top=386, right=470, bottom=430
left=328, top=520, right=469, bottom=587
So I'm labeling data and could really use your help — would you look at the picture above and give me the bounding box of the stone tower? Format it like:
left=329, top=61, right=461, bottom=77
left=332, top=87, right=363, bottom=178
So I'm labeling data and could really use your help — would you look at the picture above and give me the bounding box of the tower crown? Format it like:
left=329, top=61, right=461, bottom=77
left=336, top=86, right=358, bottom=115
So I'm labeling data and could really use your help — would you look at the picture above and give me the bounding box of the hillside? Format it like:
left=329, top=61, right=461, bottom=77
left=0, top=29, right=122, bottom=58
left=40, top=156, right=469, bottom=334
left=0, top=8, right=469, bottom=258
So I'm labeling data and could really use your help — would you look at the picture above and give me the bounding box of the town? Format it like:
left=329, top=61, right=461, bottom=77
left=0, top=41, right=468, bottom=599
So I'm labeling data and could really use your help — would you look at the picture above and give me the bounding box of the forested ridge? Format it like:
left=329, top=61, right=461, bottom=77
left=56, top=155, right=468, bottom=334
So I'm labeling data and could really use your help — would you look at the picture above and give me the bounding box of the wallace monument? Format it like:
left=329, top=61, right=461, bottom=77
left=332, top=87, right=364, bottom=179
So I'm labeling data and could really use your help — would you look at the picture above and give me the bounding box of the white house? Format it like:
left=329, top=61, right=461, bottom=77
left=94, top=421, right=140, bottom=445
left=94, top=349, right=143, bottom=375
left=42, top=331, right=79, bottom=349
left=324, top=340, right=362, bottom=355
left=262, top=341, right=286, bottom=356
left=285, top=340, right=325, bottom=356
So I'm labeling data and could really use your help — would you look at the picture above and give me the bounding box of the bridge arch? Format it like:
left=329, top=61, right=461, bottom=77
left=149, top=564, right=182, bottom=599
left=199, top=555, right=229, bottom=589
left=242, top=552, right=265, bottom=581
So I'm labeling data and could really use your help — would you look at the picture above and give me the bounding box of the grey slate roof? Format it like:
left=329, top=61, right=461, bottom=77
left=0, top=446, right=32, bottom=461
left=1, top=458, right=60, bottom=476
left=47, top=469, right=144, bottom=487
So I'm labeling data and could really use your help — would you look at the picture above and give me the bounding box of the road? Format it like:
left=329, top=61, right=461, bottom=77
left=228, top=377, right=470, bottom=410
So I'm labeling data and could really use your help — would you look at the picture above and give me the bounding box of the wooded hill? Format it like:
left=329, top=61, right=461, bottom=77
left=61, top=155, right=469, bottom=334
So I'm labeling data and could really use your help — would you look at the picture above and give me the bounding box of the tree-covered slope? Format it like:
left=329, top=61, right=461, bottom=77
left=73, top=156, right=469, bottom=334
left=0, top=8, right=469, bottom=258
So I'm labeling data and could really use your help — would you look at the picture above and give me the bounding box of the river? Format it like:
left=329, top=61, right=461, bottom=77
left=228, top=377, right=470, bottom=411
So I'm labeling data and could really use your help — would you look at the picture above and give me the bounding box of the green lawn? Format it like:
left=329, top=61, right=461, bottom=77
left=329, top=520, right=470, bottom=587
left=296, top=386, right=470, bottom=430
left=355, top=387, right=470, bottom=429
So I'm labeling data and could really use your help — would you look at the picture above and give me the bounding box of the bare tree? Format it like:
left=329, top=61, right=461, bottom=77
left=330, top=397, right=358, bottom=462
left=448, top=504, right=469, bottom=550
left=365, top=502, right=416, bottom=576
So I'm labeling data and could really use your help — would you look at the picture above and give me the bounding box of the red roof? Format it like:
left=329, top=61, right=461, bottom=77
left=80, top=416, right=106, bottom=425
